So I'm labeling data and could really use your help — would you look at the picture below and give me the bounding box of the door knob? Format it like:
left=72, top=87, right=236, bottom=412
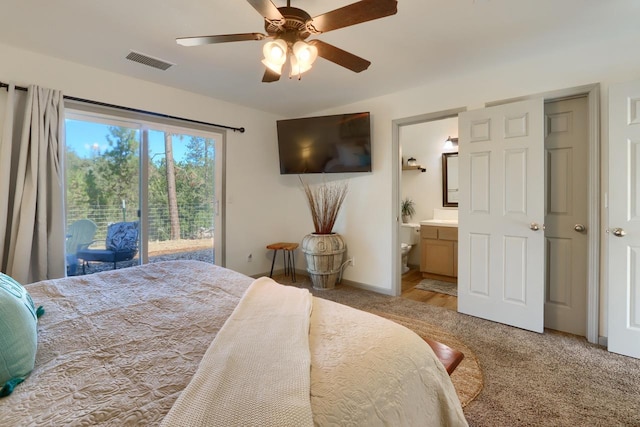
left=610, top=228, right=626, bottom=237
left=574, top=224, right=586, bottom=232
left=529, top=222, right=540, bottom=231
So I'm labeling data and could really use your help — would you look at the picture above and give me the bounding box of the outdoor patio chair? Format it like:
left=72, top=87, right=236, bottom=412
left=76, top=221, right=139, bottom=274
left=65, top=219, right=98, bottom=276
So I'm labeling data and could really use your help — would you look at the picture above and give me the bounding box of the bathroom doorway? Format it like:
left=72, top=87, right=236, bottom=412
left=391, top=108, right=466, bottom=298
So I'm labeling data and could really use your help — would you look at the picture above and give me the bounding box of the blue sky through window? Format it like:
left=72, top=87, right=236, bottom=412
left=66, top=119, right=190, bottom=162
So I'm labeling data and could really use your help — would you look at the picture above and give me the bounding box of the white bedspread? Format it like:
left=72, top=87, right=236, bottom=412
left=163, top=277, right=468, bottom=427
left=310, top=297, right=468, bottom=426
left=162, top=277, right=315, bottom=427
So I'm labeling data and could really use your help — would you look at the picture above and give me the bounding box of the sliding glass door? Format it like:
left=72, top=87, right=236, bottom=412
left=65, top=116, right=141, bottom=275
left=64, top=110, right=223, bottom=275
left=145, top=128, right=217, bottom=265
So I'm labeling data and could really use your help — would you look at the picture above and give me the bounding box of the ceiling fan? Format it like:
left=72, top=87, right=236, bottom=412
left=176, top=0, right=398, bottom=82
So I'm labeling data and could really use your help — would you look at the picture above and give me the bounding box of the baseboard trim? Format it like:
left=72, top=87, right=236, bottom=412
left=251, top=268, right=306, bottom=280
left=253, top=269, right=394, bottom=296
left=338, top=278, right=395, bottom=296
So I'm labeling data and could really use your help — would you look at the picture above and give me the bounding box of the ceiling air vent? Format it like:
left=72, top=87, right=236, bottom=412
left=125, top=51, right=174, bottom=71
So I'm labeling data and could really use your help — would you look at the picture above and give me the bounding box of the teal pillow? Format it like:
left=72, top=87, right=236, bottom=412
left=0, top=272, right=42, bottom=397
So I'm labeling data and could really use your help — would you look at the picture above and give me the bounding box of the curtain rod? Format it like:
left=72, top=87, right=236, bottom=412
left=0, top=82, right=245, bottom=133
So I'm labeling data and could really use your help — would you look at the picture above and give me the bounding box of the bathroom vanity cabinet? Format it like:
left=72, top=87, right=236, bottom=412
left=420, top=225, right=458, bottom=283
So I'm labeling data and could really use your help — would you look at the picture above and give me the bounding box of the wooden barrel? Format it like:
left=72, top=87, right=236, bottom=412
left=301, top=233, right=346, bottom=290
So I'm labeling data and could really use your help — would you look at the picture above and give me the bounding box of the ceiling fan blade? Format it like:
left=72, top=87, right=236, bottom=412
left=176, top=33, right=267, bottom=46
left=246, top=0, right=285, bottom=24
left=262, top=67, right=281, bottom=83
left=309, top=40, right=371, bottom=73
left=308, top=0, right=397, bottom=34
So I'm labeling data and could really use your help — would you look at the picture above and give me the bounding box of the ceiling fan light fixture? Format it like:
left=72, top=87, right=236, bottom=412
left=176, top=0, right=398, bottom=82
left=288, top=55, right=307, bottom=78
left=289, top=41, right=317, bottom=78
left=262, top=39, right=287, bottom=74
left=293, top=41, right=318, bottom=65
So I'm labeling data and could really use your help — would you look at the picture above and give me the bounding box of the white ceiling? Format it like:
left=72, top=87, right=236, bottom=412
left=1, top=0, right=638, bottom=117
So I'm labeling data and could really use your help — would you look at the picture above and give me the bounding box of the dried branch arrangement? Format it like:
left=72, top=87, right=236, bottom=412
left=300, top=177, right=348, bottom=234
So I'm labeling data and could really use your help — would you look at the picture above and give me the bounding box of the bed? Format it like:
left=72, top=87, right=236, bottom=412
left=0, top=260, right=467, bottom=426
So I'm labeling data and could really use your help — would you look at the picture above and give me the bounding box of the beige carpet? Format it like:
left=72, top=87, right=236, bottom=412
left=373, top=311, right=482, bottom=407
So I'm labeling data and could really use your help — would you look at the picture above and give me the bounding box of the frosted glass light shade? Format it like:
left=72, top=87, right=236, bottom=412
left=293, top=41, right=318, bottom=64
left=289, top=55, right=312, bottom=76
left=262, top=39, right=287, bottom=74
left=290, top=41, right=318, bottom=76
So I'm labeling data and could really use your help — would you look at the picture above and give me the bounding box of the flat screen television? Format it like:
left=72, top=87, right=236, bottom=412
left=276, top=112, right=372, bottom=174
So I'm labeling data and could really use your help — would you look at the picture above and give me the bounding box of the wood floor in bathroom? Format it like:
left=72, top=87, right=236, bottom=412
left=400, top=268, right=457, bottom=311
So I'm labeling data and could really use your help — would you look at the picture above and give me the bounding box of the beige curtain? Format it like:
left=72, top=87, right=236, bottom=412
left=0, top=84, right=66, bottom=284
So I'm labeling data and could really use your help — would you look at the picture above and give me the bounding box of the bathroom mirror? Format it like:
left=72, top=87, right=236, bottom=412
left=442, top=152, right=459, bottom=207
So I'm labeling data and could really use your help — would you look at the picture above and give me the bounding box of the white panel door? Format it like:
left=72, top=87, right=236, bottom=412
left=458, top=98, right=545, bottom=333
left=608, top=80, right=640, bottom=359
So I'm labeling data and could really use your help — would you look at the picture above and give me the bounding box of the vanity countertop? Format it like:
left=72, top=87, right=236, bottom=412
left=419, top=219, right=458, bottom=227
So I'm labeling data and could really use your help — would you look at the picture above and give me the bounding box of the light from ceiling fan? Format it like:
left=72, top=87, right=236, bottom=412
left=293, top=41, right=317, bottom=63
left=290, top=41, right=318, bottom=77
left=262, top=39, right=288, bottom=74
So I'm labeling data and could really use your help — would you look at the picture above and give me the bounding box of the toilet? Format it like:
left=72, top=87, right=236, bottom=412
left=400, top=223, right=420, bottom=274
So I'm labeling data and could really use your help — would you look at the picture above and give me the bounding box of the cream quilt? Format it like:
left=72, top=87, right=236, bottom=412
left=0, top=261, right=467, bottom=426
left=162, top=277, right=315, bottom=426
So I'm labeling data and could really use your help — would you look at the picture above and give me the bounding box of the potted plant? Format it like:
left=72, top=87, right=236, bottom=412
left=401, top=198, right=416, bottom=223
left=300, top=177, right=348, bottom=290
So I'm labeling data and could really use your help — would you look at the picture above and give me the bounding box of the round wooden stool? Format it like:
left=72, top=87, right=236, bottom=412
left=266, top=242, right=299, bottom=282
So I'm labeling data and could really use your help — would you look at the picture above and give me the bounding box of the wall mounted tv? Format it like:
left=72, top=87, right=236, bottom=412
left=277, top=112, right=372, bottom=174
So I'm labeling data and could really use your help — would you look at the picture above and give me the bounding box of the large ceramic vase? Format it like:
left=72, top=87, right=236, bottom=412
left=301, top=233, right=346, bottom=290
